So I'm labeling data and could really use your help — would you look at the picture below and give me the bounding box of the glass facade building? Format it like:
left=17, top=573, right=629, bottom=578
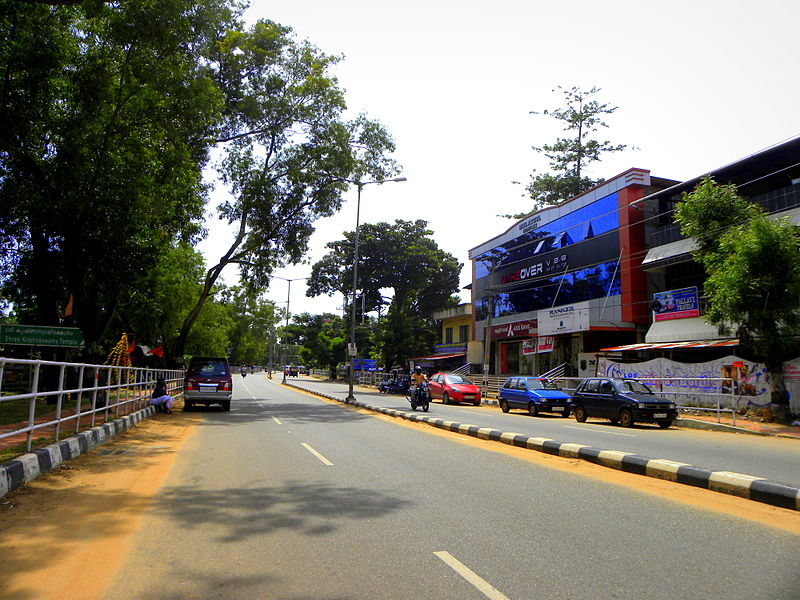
left=469, top=169, right=677, bottom=376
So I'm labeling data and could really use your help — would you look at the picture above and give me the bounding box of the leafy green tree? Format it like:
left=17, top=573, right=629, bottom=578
left=285, top=313, right=347, bottom=373
left=676, top=179, right=800, bottom=421
left=0, top=0, right=236, bottom=357
left=174, top=19, right=400, bottom=357
left=509, top=85, right=628, bottom=217
left=111, top=242, right=208, bottom=363
left=674, top=177, right=762, bottom=260
left=225, top=286, right=279, bottom=366
left=308, top=219, right=461, bottom=369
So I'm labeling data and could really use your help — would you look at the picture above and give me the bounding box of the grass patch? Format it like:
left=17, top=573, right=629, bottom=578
left=0, top=398, right=51, bottom=427
left=0, top=437, right=52, bottom=463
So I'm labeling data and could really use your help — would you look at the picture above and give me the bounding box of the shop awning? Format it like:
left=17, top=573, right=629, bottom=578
left=645, top=316, right=724, bottom=343
left=600, top=339, right=738, bottom=352
left=642, top=237, right=698, bottom=270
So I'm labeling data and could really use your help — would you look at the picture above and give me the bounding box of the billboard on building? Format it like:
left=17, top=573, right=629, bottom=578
left=538, top=301, right=590, bottom=336
left=652, top=287, right=700, bottom=322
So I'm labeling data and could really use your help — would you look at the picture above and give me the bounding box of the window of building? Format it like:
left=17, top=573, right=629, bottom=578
left=445, top=327, right=453, bottom=344
left=459, top=325, right=468, bottom=342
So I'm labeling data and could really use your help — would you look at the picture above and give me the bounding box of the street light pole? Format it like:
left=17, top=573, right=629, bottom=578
left=346, top=176, right=406, bottom=402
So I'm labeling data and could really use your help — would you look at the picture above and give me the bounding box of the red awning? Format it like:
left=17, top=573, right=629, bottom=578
left=600, top=339, right=738, bottom=352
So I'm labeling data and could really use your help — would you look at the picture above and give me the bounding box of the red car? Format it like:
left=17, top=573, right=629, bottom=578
left=428, top=372, right=482, bottom=405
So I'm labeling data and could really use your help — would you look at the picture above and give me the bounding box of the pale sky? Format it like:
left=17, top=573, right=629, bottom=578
left=198, top=0, right=800, bottom=319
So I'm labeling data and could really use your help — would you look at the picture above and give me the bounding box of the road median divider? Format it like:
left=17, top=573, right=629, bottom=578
left=283, top=380, right=800, bottom=512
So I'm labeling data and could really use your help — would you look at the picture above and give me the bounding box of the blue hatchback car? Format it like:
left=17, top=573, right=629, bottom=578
left=498, top=377, right=572, bottom=417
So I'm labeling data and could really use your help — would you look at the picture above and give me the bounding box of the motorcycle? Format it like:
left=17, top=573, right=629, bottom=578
left=407, top=381, right=431, bottom=412
left=240, top=367, right=247, bottom=378
left=379, top=375, right=411, bottom=395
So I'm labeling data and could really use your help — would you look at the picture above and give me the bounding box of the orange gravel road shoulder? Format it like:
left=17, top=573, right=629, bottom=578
left=0, top=403, right=199, bottom=600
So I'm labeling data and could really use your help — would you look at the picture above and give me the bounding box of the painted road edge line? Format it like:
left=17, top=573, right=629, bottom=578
left=434, top=551, right=510, bottom=600
left=282, top=381, right=800, bottom=512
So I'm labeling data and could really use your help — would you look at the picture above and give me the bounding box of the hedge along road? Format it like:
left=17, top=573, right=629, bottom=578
left=0, top=375, right=798, bottom=599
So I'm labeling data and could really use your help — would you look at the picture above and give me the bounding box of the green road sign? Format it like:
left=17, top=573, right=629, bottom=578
left=0, top=324, right=84, bottom=347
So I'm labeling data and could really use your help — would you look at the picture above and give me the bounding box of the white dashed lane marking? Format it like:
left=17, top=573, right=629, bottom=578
left=434, top=551, right=510, bottom=600
left=301, top=443, right=334, bottom=466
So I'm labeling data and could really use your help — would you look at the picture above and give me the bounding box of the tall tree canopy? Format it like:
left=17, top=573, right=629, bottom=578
left=509, top=85, right=628, bottom=217
left=0, top=0, right=237, bottom=354
left=0, top=1, right=399, bottom=362
left=284, top=312, right=348, bottom=373
left=307, top=219, right=461, bottom=368
left=174, top=19, right=399, bottom=357
left=675, top=178, right=800, bottom=421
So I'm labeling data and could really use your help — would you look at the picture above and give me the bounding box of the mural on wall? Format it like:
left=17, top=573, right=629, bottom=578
left=597, top=355, right=771, bottom=409
left=781, top=359, right=800, bottom=415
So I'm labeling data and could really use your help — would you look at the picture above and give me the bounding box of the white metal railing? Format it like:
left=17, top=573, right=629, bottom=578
left=0, top=357, right=183, bottom=453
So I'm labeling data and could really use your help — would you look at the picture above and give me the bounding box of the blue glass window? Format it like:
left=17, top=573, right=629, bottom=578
left=475, top=193, right=619, bottom=279
left=474, top=259, right=622, bottom=320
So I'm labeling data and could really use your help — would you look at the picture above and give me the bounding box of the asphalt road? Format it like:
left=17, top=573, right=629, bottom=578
left=101, top=375, right=799, bottom=600
left=290, top=377, right=800, bottom=487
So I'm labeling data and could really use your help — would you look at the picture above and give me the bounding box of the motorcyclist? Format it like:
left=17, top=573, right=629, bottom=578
left=240, top=365, right=247, bottom=377
left=410, top=366, right=427, bottom=403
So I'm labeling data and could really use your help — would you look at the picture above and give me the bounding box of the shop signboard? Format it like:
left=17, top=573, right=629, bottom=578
left=652, top=287, right=700, bottom=322
left=0, top=324, right=84, bottom=347
left=488, top=319, right=537, bottom=339
left=522, top=336, right=555, bottom=355
left=537, top=301, right=590, bottom=336
left=434, top=343, right=467, bottom=354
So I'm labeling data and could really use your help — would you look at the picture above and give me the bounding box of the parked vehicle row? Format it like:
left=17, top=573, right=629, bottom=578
left=428, top=373, right=482, bottom=406
left=571, top=377, right=678, bottom=428
left=499, top=375, right=677, bottom=428
left=375, top=370, right=677, bottom=429
left=499, top=376, right=571, bottom=417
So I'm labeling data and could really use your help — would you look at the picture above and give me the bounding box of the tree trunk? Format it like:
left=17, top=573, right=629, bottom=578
left=768, top=366, right=791, bottom=424
left=173, top=214, right=249, bottom=359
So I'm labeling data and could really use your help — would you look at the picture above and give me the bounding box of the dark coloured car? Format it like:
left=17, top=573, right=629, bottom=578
left=184, top=357, right=232, bottom=411
left=428, top=373, right=482, bottom=405
left=498, top=377, right=571, bottom=417
left=570, top=377, right=678, bottom=428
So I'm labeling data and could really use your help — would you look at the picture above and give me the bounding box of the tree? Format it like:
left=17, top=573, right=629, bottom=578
left=285, top=313, right=347, bottom=373
left=111, top=242, right=209, bottom=364
left=673, top=177, right=762, bottom=259
left=676, top=179, right=800, bottom=422
left=0, top=0, right=236, bottom=356
left=307, top=219, right=461, bottom=369
left=173, top=19, right=399, bottom=358
left=509, top=85, right=628, bottom=217
left=225, top=286, right=280, bottom=366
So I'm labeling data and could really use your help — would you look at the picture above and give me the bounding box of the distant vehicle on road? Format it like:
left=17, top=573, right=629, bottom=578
left=378, top=375, right=411, bottom=395
left=184, top=357, right=232, bottom=411
left=285, top=365, right=299, bottom=377
left=427, top=372, right=481, bottom=405
left=498, top=376, right=571, bottom=416
left=570, top=377, right=678, bottom=428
